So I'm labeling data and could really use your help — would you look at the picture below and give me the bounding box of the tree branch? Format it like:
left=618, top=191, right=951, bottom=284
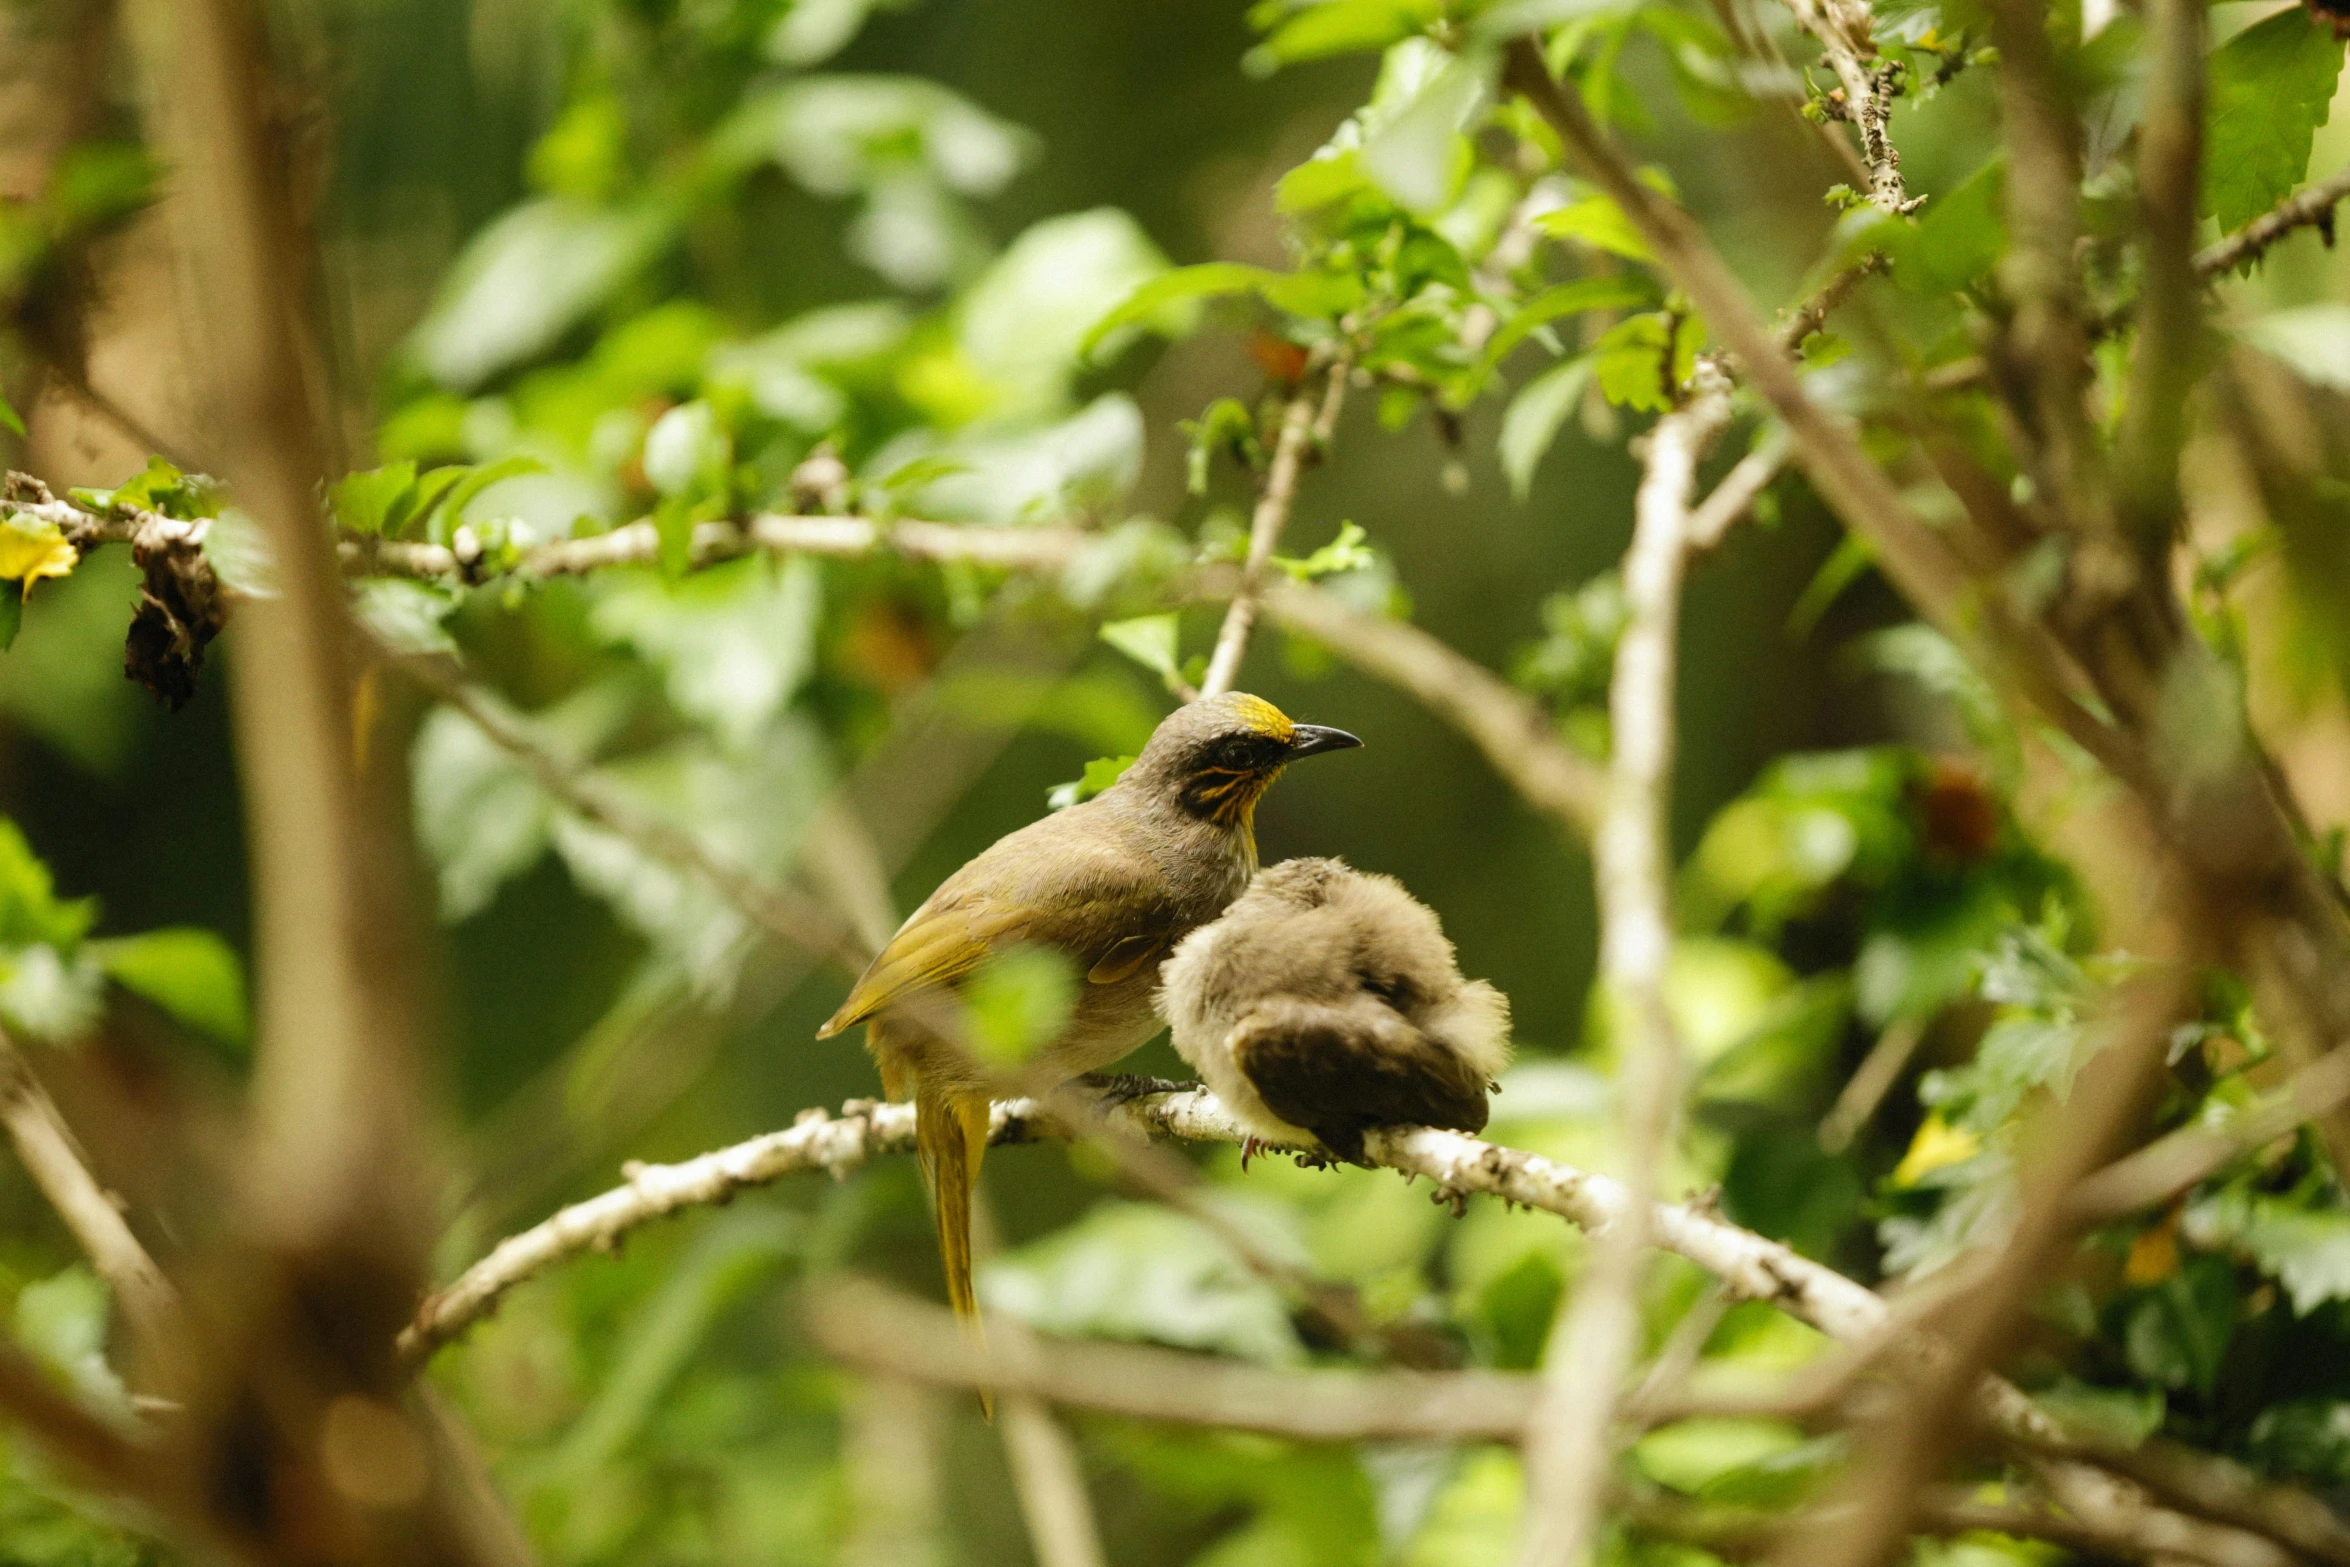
left=1777, top=0, right=1919, bottom=214
left=806, top=1275, right=1537, bottom=1442
left=2194, top=165, right=2350, bottom=277
left=0, top=1035, right=186, bottom=1387
left=1261, top=579, right=1606, bottom=839
left=388, top=652, right=869, bottom=973
left=1201, top=354, right=1348, bottom=698
left=1519, top=369, right=1732, bottom=1567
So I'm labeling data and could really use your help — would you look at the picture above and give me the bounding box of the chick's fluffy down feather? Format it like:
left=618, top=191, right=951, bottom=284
left=1158, top=858, right=1511, bottom=1162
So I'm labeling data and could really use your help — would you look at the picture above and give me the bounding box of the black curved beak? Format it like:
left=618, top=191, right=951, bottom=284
left=1287, top=724, right=1363, bottom=759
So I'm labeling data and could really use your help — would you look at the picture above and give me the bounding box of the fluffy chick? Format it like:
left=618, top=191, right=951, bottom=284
left=1158, top=858, right=1511, bottom=1164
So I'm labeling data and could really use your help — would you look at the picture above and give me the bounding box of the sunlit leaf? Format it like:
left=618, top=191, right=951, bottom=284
left=1098, top=613, right=1182, bottom=676
left=0, top=517, right=76, bottom=589
left=1498, top=354, right=1592, bottom=499
left=91, top=928, right=249, bottom=1051
left=1047, top=753, right=1136, bottom=810
left=2202, top=7, right=2345, bottom=234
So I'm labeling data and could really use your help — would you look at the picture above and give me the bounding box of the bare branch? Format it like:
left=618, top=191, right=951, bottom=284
left=1202, top=356, right=1348, bottom=697
left=807, top=1275, right=1536, bottom=1442
left=1817, top=1014, right=1930, bottom=1153
left=2069, top=1041, right=2350, bottom=1225
left=1775, top=0, right=1917, bottom=212
left=2195, top=165, right=2350, bottom=277
left=999, top=1398, right=1105, bottom=1567
left=1519, top=371, right=1732, bottom=1567
left=2116, top=0, right=2206, bottom=560
left=0, top=1035, right=186, bottom=1386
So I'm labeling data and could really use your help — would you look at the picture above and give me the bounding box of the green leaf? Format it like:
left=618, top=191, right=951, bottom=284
left=329, top=461, right=417, bottom=537
left=2185, top=1189, right=2350, bottom=1313
left=0, top=820, right=93, bottom=951
left=591, top=555, right=823, bottom=748
left=1081, top=262, right=1281, bottom=359
left=1185, top=397, right=1263, bottom=495
left=2250, top=1400, right=2350, bottom=1483
left=1591, top=311, right=1699, bottom=413
left=1274, top=521, right=1376, bottom=580
left=0, top=392, right=22, bottom=438
left=1047, top=753, right=1137, bottom=811
left=2034, top=1380, right=2166, bottom=1450
left=1098, top=613, right=1182, bottom=676
left=1474, top=1250, right=1562, bottom=1369
left=1474, top=274, right=1658, bottom=382
left=440, top=454, right=550, bottom=526
left=1898, top=156, right=2005, bottom=294
left=2123, top=1253, right=2237, bottom=1394
left=963, top=944, right=1080, bottom=1066
left=408, top=198, right=676, bottom=390
left=384, top=464, right=470, bottom=540
left=16, top=1267, right=128, bottom=1419
left=2202, top=7, right=2345, bottom=234
left=1535, top=193, right=1654, bottom=260
left=960, top=208, right=1172, bottom=416
left=979, top=1199, right=1307, bottom=1362
left=0, top=582, right=24, bottom=654
left=1245, top=0, right=1444, bottom=74
left=91, top=928, right=248, bottom=1051
left=1498, top=354, right=1593, bottom=499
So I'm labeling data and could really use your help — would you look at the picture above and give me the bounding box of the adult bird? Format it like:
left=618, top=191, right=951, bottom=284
left=817, top=692, right=1362, bottom=1328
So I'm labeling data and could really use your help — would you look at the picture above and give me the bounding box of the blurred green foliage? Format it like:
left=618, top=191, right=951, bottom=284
left=2, top=0, right=2350, bottom=1559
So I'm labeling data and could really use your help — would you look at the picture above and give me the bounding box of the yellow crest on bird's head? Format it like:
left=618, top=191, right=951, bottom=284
left=1226, top=693, right=1296, bottom=744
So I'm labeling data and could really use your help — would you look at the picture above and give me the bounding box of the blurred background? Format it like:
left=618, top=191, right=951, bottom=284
left=0, top=0, right=2343, bottom=1560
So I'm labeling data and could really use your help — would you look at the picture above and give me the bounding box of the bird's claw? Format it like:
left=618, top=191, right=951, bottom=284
left=1080, top=1073, right=1197, bottom=1109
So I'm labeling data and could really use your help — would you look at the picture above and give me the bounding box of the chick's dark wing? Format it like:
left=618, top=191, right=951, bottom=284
left=818, top=814, right=1180, bottom=1037
left=1231, top=997, right=1491, bottom=1146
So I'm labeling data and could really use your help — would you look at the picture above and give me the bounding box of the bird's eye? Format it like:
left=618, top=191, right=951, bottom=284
left=1213, top=737, right=1256, bottom=770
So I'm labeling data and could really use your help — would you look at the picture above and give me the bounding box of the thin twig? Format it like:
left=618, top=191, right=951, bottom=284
left=391, top=655, right=866, bottom=973
left=1518, top=369, right=1732, bottom=1567
left=2194, top=165, right=2350, bottom=277
left=1817, top=1013, right=1930, bottom=1153
left=0, top=1035, right=186, bottom=1387
left=1201, top=355, right=1347, bottom=698
left=1776, top=0, right=1918, bottom=212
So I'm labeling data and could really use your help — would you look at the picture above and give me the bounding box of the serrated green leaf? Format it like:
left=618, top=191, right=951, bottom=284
left=91, top=928, right=249, bottom=1051
left=2203, top=7, right=2345, bottom=234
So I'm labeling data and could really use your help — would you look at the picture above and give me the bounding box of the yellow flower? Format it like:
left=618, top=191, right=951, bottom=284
left=0, top=516, right=78, bottom=588
left=1891, top=1114, right=1983, bottom=1186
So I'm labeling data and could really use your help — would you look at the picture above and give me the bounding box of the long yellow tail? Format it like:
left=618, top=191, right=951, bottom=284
left=912, top=1075, right=994, bottom=1418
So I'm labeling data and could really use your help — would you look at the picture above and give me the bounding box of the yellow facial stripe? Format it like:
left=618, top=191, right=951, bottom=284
left=1230, top=694, right=1295, bottom=743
